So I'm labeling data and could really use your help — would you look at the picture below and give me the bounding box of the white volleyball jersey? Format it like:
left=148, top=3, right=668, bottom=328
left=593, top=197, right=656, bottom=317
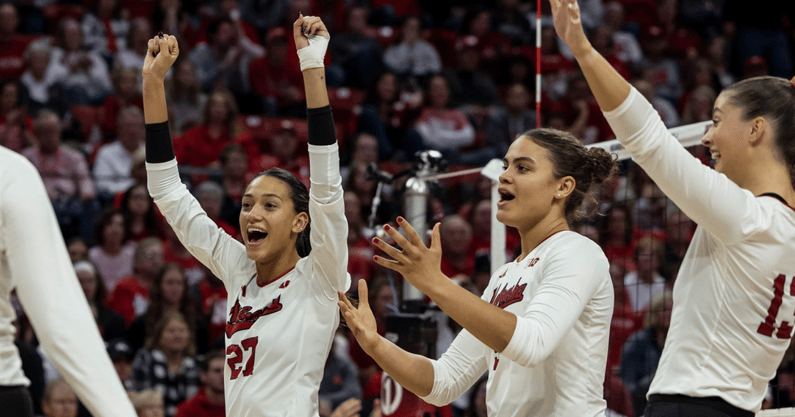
left=0, top=146, right=137, bottom=417
left=604, top=87, right=795, bottom=412
left=147, top=143, right=350, bottom=417
left=422, top=231, right=613, bottom=416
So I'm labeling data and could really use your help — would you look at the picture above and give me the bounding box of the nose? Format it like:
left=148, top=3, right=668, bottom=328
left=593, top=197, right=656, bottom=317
left=246, top=203, right=264, bottom=221
left=701, top=126, right=713, bottom=147
left=498, top=170, right=511, bottom=184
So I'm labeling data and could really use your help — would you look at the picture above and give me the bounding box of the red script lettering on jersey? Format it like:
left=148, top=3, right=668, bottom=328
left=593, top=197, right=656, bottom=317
left=226, top=296, right=283, bottom=337
left=490, top=279, right=527, bottom=309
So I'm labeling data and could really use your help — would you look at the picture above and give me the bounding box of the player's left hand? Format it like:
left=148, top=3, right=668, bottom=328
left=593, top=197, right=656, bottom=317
left=548, top=0, right=591, bottom=58
left=372, top=217, right=446, bottom=293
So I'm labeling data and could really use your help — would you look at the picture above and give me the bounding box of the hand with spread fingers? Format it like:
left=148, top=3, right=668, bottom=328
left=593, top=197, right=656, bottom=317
left=548, top=0, right=592, bottom=57
left=142, top=33, right=179, bottom=82
left=338, top=280, right=380, bottom=354
left=371, top=217, right=446, bottom=295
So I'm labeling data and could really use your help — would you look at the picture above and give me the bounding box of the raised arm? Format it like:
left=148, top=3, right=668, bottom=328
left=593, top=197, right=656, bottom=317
left=293, top=15, right=350, bottom=295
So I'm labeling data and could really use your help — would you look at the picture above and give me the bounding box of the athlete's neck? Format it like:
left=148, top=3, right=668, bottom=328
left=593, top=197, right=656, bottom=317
left=516, top=216, right=569, bottom=262
left=740, top=156, right=795, bottom=206
left=255, top=250, right=300, bottom=286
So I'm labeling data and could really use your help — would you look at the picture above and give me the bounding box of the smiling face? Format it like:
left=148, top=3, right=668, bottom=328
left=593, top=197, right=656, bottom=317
left=239, top=175, right=307, bottom=262
left=497, top=137, right=566, bottom=231
left=702, top=92, right=751, bottom=182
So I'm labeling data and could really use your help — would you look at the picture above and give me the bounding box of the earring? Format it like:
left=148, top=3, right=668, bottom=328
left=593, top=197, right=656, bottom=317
left=557, top=194, right=561, bottom=198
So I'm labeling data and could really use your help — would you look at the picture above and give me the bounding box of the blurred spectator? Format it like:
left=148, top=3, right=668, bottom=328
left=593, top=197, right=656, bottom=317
left=599, top=203, right=637, bottom=267
left=705, top=36, right=734, bottom=91
left=255, top=121, right=310, bottom=187
left=103, top=66, right=144, bottom=140
left=680, top=0, right=725, bottom=40
left=248, top=26, right=304, bottom=116
left=493, top=0, right=533, bottom=46
left=602, top=1, right=643, bottom=67
left=340, top=132, right=379, bottom=184
left=160, top=218, right=204, bottom=285
left=632, top=79, right=679, bottom=128
left=50, top=18, right=113, bottom=105
left=89, top=208, right=135, bottom=292
left=328, top=6, right=384, bottom=88
left=724, top=0, right=795, bottom=78
left=109, top=237, right=165, bottom=326
left=539, top=25, right=574, bottom=102
left=74, top=259, right=127, bottom=341
left=115, top=18, right=151, bottom=91
left=173, top=89, right=255, bottom=168
left=620, top=290, right=673, bottom=416
left=678, top=58, right=719, bottom=115
left=457, top=7, right=510, bottom=73
left=444, top=35, right=501, bottom=127
left=128, top=263, right=208, bottom=354
left=344, top=161, right=393, bottom=227
left=41, top=378, right=78, bottom=417
left=591, top=26, right=631, bottom=80
left=195, top=180, right=241, bottom=240
left=319, top=337, right=362, bottom=411
left=107, top=338, right=135, bottom=390
left=742, top=55, right=769, bottom=80
left=409, top=74, right=478, bottom=164
left=465, top=376, right=487, bottom=417
left=20, top=40, right=69, bottom=117
left=119, top=183, right=163, bottom=241
left=236, top=0, right=290, bottom=34
left=655, top=0, right=704, bottom=63
left=131, top=311, right=200, bottom=417
left=166, top=59, right=207, bottom=136
left=0, top=3, right=36, bottom=81
left=383, top=16, right=442, bottom=80
left=485, top=83, right=536, bottom=157
left=553, top=73, right=611, bottom=143
left=132, top=389, right=166, bottom=417
left=637, top=25, right=682, bottom=104
left=624, top=236, right=667, bottom=314
left=607, top=257, right=641, bottom=371
left=680, top=85, right=716, bottom=125
left=190, top=17, right=264, bottom=98
left=0, top=78, right=34, bottom=153
left=217, top=143, right=250, bottom=228
left=66, top=236, right=89, bottom=263
left=22, top=110, right=99, bottom=242
left=439, top=214, right=475, bottom=281
left=94, top=106, right=145, bottom=197
left=356, top=70, right=419, bottom=161
left=661, top=203, right=695, bottom=280
left=82, top=0, right=130, bottom=58
left=174, top=350, right=225, bottom=417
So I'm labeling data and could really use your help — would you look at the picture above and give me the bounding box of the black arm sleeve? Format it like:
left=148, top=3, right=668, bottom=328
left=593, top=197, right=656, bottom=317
left=145, top=121, right=175, bottom=163
left=307, top=105, right=336, bottom=146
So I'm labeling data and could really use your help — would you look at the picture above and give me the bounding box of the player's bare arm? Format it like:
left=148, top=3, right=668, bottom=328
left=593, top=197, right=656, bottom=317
left=338, top=281, right=435, bottom=397
left=372, top=218, right=517, bottom=352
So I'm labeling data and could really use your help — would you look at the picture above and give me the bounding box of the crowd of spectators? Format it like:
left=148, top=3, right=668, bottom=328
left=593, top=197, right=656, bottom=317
left=4, top=0, right=795, bottom=416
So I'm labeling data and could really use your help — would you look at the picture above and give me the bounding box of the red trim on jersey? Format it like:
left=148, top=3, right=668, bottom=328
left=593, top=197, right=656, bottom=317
left=759, top=192, right=795, bottom=212
left=256, top=267, right=295, bottom=287
left=515, top=230, right=568, bottom=262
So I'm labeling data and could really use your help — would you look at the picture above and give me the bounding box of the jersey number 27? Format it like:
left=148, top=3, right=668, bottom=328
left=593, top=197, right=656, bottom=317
left=758, top=274, right=795, bottom=339
left=227, top=337, right=259, bottom=379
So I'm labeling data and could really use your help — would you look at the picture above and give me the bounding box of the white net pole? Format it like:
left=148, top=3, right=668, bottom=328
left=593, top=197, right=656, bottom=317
left=756, top=408, right=795, bottom=416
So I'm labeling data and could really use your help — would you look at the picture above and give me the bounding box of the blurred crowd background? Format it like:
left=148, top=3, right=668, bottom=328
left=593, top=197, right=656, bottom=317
left=3, top=0, right=795, bottom=416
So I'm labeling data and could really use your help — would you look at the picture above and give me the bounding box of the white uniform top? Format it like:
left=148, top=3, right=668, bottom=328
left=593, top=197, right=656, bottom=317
left=603, top=87, right=795, bottom=412
left=147, top=143, right=350, bottom=417
left=0, top=146, right=137, bottom=417
left=421, top=231, right=613, bottom=417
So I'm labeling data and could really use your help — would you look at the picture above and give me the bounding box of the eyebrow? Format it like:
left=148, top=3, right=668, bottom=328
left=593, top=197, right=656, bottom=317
left=504, top=156, right=536, bottom=165
left=712, top=108, right=724, bottom=116
left=242, top=193, right=284, bottom=200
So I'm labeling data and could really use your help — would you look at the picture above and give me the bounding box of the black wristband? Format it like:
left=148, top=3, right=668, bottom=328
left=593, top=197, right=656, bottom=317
left=306, top=105, right=336, bottom=146
left=145, top=121, right=175, bottom=163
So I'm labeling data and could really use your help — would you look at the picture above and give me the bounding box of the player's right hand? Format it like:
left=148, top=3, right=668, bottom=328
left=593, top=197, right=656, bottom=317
left=338, top=280, right=381, bottom=354
left=142, top=34, right=179, bottom=82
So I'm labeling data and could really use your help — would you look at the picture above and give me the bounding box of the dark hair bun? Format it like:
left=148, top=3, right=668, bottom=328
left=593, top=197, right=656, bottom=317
left=587, top=147, right=616, bottom=185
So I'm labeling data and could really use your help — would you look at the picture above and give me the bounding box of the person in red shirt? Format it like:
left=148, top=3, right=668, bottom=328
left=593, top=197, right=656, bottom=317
left=103, top=66, right=144, bottom=141
left=173, top=89, right=256, bottom=167
left=255, top=121, right=310, bottom=188
left=248, top=27, right=305, bottom=117
left=0, top=4, right=35, bottom=81
left=174, top=350, right=225, bottom=417
left=108, top=237, right=164, bottom=325
left=192, top=265, right=227, bottom=348
left=439, top=215, right=474, bottom=281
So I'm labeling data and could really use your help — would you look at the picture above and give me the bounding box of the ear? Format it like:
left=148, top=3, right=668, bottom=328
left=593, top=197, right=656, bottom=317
left=292, top=212, right=309, bottom=234
left=556, top=176, right=576, bottom=200
left=748, top=116, right=767, bottom=146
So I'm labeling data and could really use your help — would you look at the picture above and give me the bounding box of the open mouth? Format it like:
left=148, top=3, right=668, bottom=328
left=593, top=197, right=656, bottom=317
left=498, top=189, right=515, bottom=202
left=247, top=228, right=268, bottom=243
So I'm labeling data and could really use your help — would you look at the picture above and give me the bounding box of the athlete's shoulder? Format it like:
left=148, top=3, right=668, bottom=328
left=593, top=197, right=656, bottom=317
left=0, top=146, right=37, bottom=178
left=549, top=231, right=607, bottom=259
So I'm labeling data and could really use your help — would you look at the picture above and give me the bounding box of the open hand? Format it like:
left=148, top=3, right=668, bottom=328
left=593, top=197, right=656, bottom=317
left=330, top=398, right=363, bottom=417
left=372, top=217, right=445, bottom=294
left=338, top=280, right=380, bottom=354
left=548, top=0, right=591, bottom=58
left=142, top=33, right=179, bottom=82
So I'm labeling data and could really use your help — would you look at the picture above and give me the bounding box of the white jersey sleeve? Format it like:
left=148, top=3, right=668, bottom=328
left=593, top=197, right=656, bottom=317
left=602, top=87, right=763, bottom=245
left=0, top=147, right=137, bottom=417
left=420, top=329, right=489, bottom=406
left=146, top=159, right=250, bottom=288
left=306, top=143, right=350, bottom=299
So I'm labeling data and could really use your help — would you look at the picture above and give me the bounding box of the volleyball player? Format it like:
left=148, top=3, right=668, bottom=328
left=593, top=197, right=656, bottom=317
left=0, top=147, right=136, bottom=417
left=340, top=128, right=617, bottom=415
left=549, top=0, right=795, bottom=415
left=142, top=15, right=349, bottom=416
